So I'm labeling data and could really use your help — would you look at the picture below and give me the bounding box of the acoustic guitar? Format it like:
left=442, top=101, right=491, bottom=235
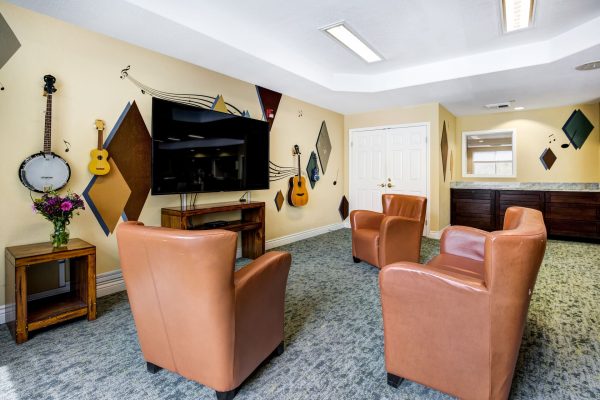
left=88, top=119, right=110, bottom=175
left=287, top=145, right=309, bottom=207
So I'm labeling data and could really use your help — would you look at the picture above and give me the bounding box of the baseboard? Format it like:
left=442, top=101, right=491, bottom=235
left=427, top=225, right=449, bottom=240
left=0, top=222, right=346, bottom=325
left=265, top=222, right=345, bottom=250
left=96, top=269, right=126, bottom=298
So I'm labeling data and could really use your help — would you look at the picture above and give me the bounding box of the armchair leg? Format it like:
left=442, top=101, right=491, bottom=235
left=387, top=373, right=404, bottom=388
left=146, top=362, right=161, bottom=374
left=272, top=341, right=284, bottom=357
left=215, top=388, right=239, bottom=400
left=353, top=256, right=361, bottom=263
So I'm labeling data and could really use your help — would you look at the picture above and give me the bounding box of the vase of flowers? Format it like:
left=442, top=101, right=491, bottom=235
left=32, top=191, right=85, bottom=248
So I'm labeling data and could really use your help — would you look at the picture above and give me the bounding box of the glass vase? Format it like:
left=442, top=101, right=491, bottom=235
left=51, top=220, right=70, bottom=248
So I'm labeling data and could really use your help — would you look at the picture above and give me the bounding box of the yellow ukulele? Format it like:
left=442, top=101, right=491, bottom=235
left=88, top=119, right=110, bottom=175
left=287, top=145, right=309, bottom=207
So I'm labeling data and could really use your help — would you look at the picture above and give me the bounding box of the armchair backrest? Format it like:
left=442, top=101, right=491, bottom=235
left=382, top=194, right=427, bottom=221
left=484, top=207, right=547, bottom=398
left=116, top=222, right=238, bottom=386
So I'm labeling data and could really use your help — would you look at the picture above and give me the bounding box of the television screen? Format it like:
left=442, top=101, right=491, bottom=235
left=151, top=98, right=269, bottom=195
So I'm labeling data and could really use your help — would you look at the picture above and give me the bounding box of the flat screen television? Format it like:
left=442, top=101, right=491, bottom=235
left=151, top=98, right=270, bottom=195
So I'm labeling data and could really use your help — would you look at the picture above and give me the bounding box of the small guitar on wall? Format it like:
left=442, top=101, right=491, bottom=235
left=287, top=144, right=309, bottom=207
left=88, top=119, right=110, bottom=175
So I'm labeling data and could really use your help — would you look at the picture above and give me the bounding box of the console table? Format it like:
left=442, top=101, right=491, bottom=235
left=161, top=201, right=265, bottom=258
left=4, top=239, right=97, bottom=344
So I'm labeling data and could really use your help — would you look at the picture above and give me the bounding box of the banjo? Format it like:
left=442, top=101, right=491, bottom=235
left=19, top=75, right=71, bottom=193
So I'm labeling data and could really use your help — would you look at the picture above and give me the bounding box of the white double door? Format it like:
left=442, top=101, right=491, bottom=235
left=350, top=124, right=429, bottom=231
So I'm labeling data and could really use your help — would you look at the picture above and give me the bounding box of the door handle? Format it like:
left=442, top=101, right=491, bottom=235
left=378, top=183, right=385, bottom=187
left=387, top=183, right=394, bottom=188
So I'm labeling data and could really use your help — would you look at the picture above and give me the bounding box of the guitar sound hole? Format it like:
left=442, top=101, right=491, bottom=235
left=97, top=155, right=103, bottom=160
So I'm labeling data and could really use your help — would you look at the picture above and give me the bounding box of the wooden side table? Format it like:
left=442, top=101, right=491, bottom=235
left=4, top=239, right=96, bottom=344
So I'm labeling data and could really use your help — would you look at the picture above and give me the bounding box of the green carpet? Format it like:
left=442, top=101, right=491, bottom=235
left=0, top=229, right=598, bottom=399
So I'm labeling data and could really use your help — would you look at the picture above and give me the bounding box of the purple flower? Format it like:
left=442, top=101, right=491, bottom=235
left=61, top=201, right=73, bottom=211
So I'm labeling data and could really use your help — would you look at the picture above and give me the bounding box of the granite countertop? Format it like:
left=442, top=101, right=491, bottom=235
left=450, top=182, right=600, bottom=192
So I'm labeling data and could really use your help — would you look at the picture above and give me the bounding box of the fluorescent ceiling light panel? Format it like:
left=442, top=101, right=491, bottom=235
left=323, top=23, right=382, bottom=63
left=502, top=0, right=535, bottom=33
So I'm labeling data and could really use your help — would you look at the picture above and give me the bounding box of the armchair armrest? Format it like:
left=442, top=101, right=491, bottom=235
left=379, top=215, right=424, bottom=265
left=379, top=262, right=490, bottom=381
left=233, top=251, right=291, bottom=381
left=440, top=226, right=490, bottom=261
left=350, top=210, right=385, bottom=231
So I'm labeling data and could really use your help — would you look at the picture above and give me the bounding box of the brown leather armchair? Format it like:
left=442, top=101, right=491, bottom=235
left=380, top=207, right=547, bottom=400
left=350, top=194, right=427, bottom=268
left=116, top=222, right=291, bottom=400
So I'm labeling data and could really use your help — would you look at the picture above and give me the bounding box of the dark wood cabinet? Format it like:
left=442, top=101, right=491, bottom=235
left=544, top=192, right=600, bottom=240
left=451, top=188, right=600, bottom=241
left=451, top=189, right=495, bottom=231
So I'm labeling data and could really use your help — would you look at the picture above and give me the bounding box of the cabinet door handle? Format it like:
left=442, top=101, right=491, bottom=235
left=378, top=183, right=385, bottom=187
left=387, top=183, right=394, bottom=188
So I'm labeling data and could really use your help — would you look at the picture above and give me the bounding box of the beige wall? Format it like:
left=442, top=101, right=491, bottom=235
left=343, top=103, right=449, bottom=232
left=0, top=3, right=344, bottom=305
left=455, top=103, right=600, bottom=182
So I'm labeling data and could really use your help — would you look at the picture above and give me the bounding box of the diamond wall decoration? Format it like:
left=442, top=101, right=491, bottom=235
left=562, top=109, right=594, bottom=150
left=83, top=101, right=152, bottom=234
left=305, top=151, right=320, bottom=189
left=0, top=12, right=21, bottom=69
left=441, top=121, right=449, bottom=182
left=256, top=86, right=282, bottom=130
left=540, top=148, right=557, bottom=170
left=83, top=159, right=131, bottom=235
left=316, top=121, right=332, bottom=174
left=274, top=190, right=284, bottom=212
left=339, top=195, right=349, bottom=220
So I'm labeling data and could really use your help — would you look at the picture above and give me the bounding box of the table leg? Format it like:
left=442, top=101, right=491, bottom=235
left=87, top=254, right=97, bottom=320
left=15, top=266, right=28, bottom=344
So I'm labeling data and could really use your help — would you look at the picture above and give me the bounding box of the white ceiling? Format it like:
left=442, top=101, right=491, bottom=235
left=8, top=0, right=600, bottom=115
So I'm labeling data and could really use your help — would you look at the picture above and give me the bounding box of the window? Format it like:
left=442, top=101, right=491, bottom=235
left=462, top=130, right=516, bottom=178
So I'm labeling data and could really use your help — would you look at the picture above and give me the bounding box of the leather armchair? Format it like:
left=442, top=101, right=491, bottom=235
left=116, top=222, right=291, bottom=400
left=380, top=207, right=547, bottom=400
left=350, top=194, right=427, bottom=268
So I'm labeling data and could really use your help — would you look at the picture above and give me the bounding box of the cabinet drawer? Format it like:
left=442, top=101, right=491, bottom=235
left=454, top=199, right=493, bottom=216
left=545, top=192, right=600, bottom=205
left=547, top=220, right=599, bottom=237
left=546, top=204, right=599, bottom=221
left=498, top=191, right=543, bottom=203
left=451, top=189, right=493, bottom=200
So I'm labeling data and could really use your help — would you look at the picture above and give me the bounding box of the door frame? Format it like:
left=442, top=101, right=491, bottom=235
left=348, top=122, right=431, bottom=237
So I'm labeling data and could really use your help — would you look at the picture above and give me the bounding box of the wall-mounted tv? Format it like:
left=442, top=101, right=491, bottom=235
left=151, top=98, right=270, bottom=195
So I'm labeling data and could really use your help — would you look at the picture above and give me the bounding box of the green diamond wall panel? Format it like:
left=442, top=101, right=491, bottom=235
left=562, top=109, right=594, bottom=150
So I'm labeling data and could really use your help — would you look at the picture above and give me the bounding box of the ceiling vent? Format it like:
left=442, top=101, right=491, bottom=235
left=484, top=101, right=514, bottom=110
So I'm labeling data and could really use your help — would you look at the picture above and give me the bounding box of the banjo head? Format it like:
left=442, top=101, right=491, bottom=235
left=19, top=152, right=71, bottom=193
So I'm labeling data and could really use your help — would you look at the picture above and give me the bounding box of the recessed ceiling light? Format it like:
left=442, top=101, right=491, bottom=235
left=514, top=106, right=525, bottom=110
left=575, top=61, right=600, bottom=71
left=322, top=22, right=382, bottom=63
left=502, top=0, right=535, bottom=33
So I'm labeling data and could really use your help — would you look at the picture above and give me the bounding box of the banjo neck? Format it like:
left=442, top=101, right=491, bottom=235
left=44, top=92, right=53, bottom=155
